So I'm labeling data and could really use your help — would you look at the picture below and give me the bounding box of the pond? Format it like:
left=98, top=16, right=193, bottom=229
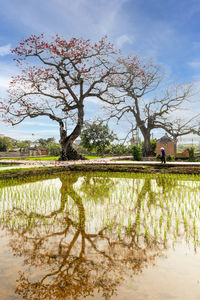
left=1, top=171, right=200, bottom=300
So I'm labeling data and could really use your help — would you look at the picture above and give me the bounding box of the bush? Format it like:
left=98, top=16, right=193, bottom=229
left=150, top=138, right=157, bottom=153
left=105, top=144, right=132, bottom=156
left=156, top=154, right=175, bottom=161
left=0, top=137, right=14, bottom=152
left=166, top=154, right=175, bottom=161
left=46, top=143, right=61, bottom=156
left=156, top=154, right=162, bottom=161
left=187, top=147, right=195, bottom=161
left=132, top=145, right=142, bottom=161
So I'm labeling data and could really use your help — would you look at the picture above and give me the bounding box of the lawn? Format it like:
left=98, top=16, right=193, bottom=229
left=0, top=164, right=19, bottom=167
left=0, top=155, right=101, bottom=161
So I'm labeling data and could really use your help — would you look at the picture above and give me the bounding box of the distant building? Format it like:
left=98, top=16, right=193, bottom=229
left=156, top=134, right=177, bottom=155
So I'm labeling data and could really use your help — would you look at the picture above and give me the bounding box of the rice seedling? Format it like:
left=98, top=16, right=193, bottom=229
left=144, top=225, right=149, bottom=242
left=0, top=170, right=200, bottom=270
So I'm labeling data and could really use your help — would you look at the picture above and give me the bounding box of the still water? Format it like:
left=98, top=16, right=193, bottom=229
left=0, top=171, right=200, bottom=299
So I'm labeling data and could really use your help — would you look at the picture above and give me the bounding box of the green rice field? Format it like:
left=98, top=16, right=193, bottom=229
left=0, top=171, right=200, bottom=299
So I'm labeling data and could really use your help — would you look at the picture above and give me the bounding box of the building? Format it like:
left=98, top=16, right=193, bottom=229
left=156, top=134, right=177, bottom=155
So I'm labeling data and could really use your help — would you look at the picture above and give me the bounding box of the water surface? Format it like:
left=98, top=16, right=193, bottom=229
left=0, top=171, right=200, bottom=299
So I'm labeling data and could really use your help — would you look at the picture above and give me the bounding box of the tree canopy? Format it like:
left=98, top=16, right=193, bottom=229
left=0, top=136, right=14, bottom=152
left=80, top=121, right=116, bottom=155
left=0, top=34, right=119, bottom=160
left=106, top=56, right=198, bottom=156
left=0, top=34, right=199, bottom=159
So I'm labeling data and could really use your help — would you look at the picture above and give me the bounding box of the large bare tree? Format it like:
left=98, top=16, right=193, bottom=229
left=0, top=34, right=119, bottom=160
left=106, top=56, right=197, bottom=156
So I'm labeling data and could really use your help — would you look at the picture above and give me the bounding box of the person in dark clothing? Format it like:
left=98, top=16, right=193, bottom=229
left=160, top=147, right=166, bottom=163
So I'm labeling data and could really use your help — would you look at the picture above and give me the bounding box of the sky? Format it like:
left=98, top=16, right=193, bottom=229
left=0, top=0, right=200, bottom=142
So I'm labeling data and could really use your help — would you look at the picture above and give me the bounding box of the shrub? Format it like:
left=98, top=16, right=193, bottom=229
left=156, top=154, right=175, bottom=161
left=0, top=137, right=14, bottom=152
left=166, top=154, right=175, bottom=161
left=46, top=143, right=61, bottom=156
left=187, top=147, right=195, bottom=161
left=156, top=154, right=162, bottom=161
left=105, top=144, right=132, bottom=156
left=132, top=145, right=142, bottom=161
left=150, top=138, right=157, bottom=153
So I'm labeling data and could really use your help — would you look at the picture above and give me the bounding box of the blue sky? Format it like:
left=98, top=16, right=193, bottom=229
left=0, top=0, right=200, bottom=142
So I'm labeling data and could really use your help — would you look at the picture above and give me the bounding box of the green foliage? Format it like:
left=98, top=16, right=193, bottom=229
left=0, top=156, right=60, bottom=161
left=0, top=137, right=14, bottom=152
left=85, top=156, right=100, bottom=159
left=38, top=137, right=56, bottom=147
left=105, top=144, right=132, bottom=156
left=46, top=142, right=61, bottom=156
left=132, top=145, right=142, bottom=161
left=166, top=154, right=175, bottom=161
left=150, top=138, right=157, bottom=153
left=157, top=154, right=175, bottom=161
left=36, top=138, right=60, bottom=156
left=140, top=138, right=156, bottom=155
left=80, top=121, right=116, bottom=156
left=156, top=154, right=162, bottom=161
left=17, top=141, right=29, bottom=150
left=187, top=147, right=195, bottom=161
left=178, top=144, right=198, bottom=153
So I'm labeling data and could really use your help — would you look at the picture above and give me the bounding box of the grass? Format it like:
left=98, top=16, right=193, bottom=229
left=0, top=164, right=19, bottom=167
left=0, top=166, right=54, bottom=173
left=0, top=155, right=101, bottom=161
left=0, top=156, right=60, bottom=161
left=85, top=155, right=100, bottom=159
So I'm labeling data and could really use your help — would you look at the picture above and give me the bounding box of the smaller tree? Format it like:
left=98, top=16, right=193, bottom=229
left=38, top=138, right=56, bottom=147
left=37, top=137, right=61, bottom=156
left=46, top=142, right=61, bottom=156
left=80, top=121, right=116, bottom=156
left=0, top=137, right=14, bottom=152
left=132, top=145, right=142, bottom=161
left=105, top=143, right=132, bottom=156
left=17, top=141, right=29, bottom=152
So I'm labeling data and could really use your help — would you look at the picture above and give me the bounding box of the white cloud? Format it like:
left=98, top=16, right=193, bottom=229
left=34, top=129, right=59, bottom=134
left=22, top=121, right=58, bottom=128
left=116, top=34, right=134, bottom=48
left=0, top=76, right=10, bottom=89
left=0, top=61, right=18, bottom=93
left=0, top=0, right=129, bottom=39
left=188, top=60, right=200, bottom=69
left=0, top=44, right=11, bottom=56
left=0, top=127, right=60, bottom=141
left=85, top=97, right=101, bottom=105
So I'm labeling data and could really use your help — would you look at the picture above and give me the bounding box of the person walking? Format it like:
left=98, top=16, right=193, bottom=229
left=160, top=147, right=166, bottom=163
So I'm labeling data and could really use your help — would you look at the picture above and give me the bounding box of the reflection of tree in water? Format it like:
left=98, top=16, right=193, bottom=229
left=2, top=173, right=165, bottom=300
left=79, top=174, right=115, bottom=202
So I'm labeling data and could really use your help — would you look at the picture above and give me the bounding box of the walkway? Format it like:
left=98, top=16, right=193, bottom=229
left=1, top=157, right=200, bottom=171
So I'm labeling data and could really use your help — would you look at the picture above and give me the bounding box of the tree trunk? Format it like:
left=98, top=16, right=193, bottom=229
left=60, top=141, right=84, bottom=161
left=59, top=104, right=86, bottom=161
left=141, top=130, right=153, bottom=157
